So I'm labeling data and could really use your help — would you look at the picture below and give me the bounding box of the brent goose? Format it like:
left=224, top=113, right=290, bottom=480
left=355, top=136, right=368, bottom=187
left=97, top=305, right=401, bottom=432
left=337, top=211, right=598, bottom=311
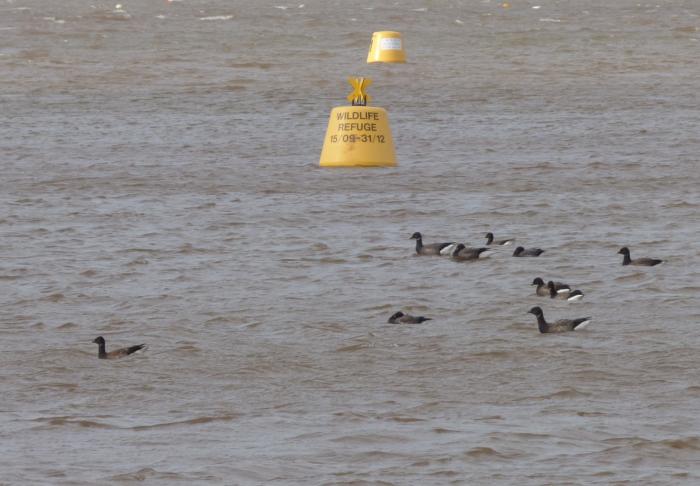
left=485, top=232, right=515, bottom=246
left=532, top=277, right=570, bottom=296
left=548, top=281, right=584, bottom=301
left=527, top=306, right=591, bottom=333
left=618, top=247, right=663, bottom=266
left=410, top=232, right=456, bottom=256
left=513, top=246, right=545, bottom=257
left=388, top=311, right=432, bottom=324
left=93, top=336, right=147, bottom=359
left=451, top=243, right=491, bottom=261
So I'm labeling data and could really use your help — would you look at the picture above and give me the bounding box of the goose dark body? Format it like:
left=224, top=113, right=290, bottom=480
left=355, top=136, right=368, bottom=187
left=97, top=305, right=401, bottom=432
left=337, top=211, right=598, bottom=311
left=618, top=247, right=663, bottom=266
left=485, top=232, right=514, bottom=246
left=548, top=282, right=585, bottom=301
left=451, top=243, right=490, bottom=260
left=410, top=232, right=455, bottom=256
left=527, top=306, right=591, bottom=333
left=388, top=311, right=432, bottom=324
left=548, top=281, right=570, bottom=299
left=532, top=277, right=570, bottom=296
left=513, top=246, right=545, bottom=257
left=93, top=336, right=147, bottom=359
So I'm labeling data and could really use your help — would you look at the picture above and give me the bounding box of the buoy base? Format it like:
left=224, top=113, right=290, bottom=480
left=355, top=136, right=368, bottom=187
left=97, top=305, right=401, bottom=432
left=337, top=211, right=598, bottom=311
left=319, top=106, right=397, bottom=168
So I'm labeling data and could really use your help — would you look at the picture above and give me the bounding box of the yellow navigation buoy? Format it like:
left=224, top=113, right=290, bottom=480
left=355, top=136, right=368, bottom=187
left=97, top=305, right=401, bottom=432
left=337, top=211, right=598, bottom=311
left=319, top=77, right=396, bottom=168
left=366, top=31, right=406, bottom=64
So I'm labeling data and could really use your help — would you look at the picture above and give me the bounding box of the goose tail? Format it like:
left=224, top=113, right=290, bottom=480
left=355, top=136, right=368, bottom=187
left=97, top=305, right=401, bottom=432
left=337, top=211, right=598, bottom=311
left=128, top=344, right=148, bottom=355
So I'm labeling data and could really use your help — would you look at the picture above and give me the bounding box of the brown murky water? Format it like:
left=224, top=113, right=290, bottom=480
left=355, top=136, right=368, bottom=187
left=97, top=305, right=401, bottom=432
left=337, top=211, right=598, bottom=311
left=2, top=1, right=700, bottom=484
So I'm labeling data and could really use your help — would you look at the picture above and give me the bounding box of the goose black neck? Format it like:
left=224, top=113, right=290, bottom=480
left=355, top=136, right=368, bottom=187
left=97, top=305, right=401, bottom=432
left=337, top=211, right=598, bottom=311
left=536, top=314, right=549, bottom=333
left=97, top=342, right=107, bottom=358
left=622, top=252, right=631, bottom=265
left=486, top=233, right=494, bottom=244
left=414, top=237, right=423, bottom=253
left=549, top=284, right=558, bottom=298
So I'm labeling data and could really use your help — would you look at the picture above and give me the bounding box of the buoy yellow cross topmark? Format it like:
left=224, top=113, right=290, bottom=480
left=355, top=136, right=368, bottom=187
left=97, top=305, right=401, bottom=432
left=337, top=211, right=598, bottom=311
left=347, top=77, right=372, bottom=106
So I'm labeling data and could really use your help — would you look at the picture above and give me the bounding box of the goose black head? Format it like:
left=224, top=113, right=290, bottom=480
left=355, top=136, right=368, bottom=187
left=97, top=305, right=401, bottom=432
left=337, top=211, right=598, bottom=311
left=388, top=311, right=405, bottom=321
left=532, top=277, right=545, bottom=286
left=454, top=243, right=466, bottom=252
left=513, top=246, right=525, bottom=256
left=410, top=232, right=422, bottom=240
left=93, top=336, right=105, bottom=345
left=618, top=247, right=630, bottom=255
left=528, top=306, right=544, bottom=316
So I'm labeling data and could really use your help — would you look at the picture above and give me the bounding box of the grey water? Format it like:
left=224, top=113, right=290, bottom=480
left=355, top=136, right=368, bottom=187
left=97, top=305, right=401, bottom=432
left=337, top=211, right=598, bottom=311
left=2, top=1, right=700, bottom=484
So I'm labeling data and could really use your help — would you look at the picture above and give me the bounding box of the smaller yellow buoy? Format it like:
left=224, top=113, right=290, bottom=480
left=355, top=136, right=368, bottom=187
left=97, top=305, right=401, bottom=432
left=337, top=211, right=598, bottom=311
left=319, top=78, right=396, bottom=168
left=367, top=31, right=406, bottom=64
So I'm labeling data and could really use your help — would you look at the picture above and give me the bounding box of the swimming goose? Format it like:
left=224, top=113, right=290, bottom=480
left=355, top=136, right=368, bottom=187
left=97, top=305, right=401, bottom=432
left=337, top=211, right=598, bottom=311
left=387, top=311, right=432, bottom=324
left=527, top=306, right=591, bottom=333
left=618, top=247, right=663, bottom=266
left=532, top=277, right=570, bottom=296
left=485, top=232, right=515, bottom=246
left=451, top=243, right=490, bottom=260
left=410, top=232, right=456, bottom=256
left=513, top=246, right=545, bottom=257
left=93, top=336, right=147, bottom=359
left=548, top=281, right=584, bottom=301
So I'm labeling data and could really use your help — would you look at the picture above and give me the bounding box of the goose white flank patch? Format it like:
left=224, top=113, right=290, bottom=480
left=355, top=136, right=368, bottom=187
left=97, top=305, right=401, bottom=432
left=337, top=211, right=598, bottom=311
left=571, top=317, right=591, bottom=329
left=566, top=290, right=585, bottom=302
left=439, top=243, right=459, bottom=256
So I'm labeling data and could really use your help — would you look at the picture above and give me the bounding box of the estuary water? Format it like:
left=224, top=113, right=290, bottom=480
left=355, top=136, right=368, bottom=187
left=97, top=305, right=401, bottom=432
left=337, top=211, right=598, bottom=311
left=1, top=1, right=700, bottom=484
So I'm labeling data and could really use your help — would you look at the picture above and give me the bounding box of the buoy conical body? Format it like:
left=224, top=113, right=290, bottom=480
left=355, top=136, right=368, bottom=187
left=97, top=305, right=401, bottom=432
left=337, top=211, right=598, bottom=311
left=367, top=31, right=406, bottom=63
left=319, top=106, right=396, bottom=167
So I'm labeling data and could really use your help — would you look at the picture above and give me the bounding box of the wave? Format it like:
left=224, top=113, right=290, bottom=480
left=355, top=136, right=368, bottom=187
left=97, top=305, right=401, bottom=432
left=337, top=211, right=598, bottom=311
left=199, top=15, right=234, bottom=21
left=130, top=415, right=239, bottom=430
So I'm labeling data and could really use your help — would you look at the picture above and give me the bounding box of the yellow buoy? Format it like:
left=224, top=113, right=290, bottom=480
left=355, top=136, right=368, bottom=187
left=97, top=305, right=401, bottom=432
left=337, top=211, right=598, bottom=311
left=366, top=31, right=406, bottom=64
left=319, top=78, right=396, bottom=168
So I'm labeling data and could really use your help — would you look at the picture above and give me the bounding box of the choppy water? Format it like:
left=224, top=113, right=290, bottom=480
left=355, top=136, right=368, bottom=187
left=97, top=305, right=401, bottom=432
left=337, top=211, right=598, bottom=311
left=2, top=1, right=700, bottom=484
